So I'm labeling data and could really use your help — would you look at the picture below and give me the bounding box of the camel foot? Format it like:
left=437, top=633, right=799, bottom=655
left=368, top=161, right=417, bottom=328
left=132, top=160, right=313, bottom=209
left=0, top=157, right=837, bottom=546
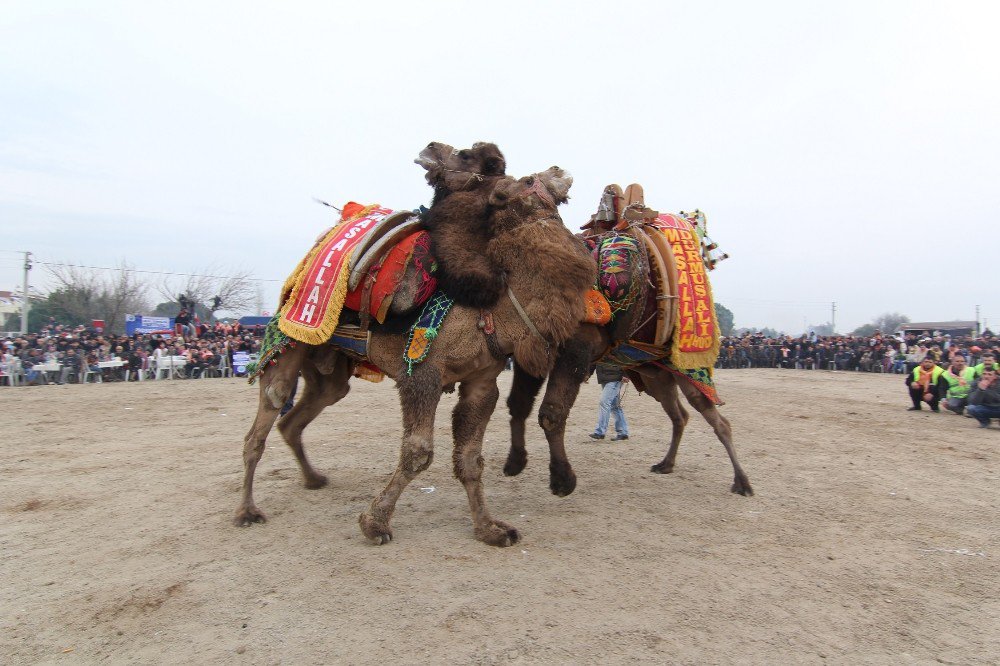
left=548, top=462, right=576, bottom=497
left=731, top=475, right=754, bottom=496
left=233, top=505, right=267, bottom=526
left=650, top=461, right=674, bottom=474
left=303, top=472, right=328, bottom=490
left=503, top=449, right=528, bottom=477
left=358, top=511, right=393, bottom=545
left=475, top=520, right=520, bottom=547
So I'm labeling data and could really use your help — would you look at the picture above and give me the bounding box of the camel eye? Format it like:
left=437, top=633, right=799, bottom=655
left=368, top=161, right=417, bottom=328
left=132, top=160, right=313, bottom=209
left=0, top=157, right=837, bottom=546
left=459, top=150, right=471, bottom=160
left=524, top=177, right=534, bottom=186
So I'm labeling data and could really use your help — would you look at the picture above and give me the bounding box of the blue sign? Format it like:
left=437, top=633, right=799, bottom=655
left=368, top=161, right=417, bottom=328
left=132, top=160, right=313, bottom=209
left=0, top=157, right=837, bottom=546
left=232, top=351, right=251, bottom=374
left=125, top=315, right=174, bottom=336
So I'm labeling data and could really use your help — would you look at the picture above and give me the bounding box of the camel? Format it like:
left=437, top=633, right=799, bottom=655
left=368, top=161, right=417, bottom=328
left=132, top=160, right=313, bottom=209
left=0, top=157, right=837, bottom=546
left=412, top=145, right=753, bottom=498
left=234, top=166, right=596, bottom=547
left=502, top=326, right=754, bottom=497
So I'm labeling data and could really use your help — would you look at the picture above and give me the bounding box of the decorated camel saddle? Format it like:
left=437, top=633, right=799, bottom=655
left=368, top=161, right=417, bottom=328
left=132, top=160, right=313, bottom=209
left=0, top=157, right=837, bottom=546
left=581, top=183, right=729, bottom=398
left=255, top=202, right=440, bottom=383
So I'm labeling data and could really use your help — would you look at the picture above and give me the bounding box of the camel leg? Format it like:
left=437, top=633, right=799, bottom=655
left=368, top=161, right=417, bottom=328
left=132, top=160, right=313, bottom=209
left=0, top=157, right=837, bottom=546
left=676, top=377, right=754, bottom=496
left=276, top=352, right=353, bottom=489
left=234, top=344, right=307, bottom=526
left=637, top=370, right=690, bottom=475
left=359, top=367, right=442, bottom=545
left=503, top=361, right=545, bottom=477
left=537, top=337, right=594, bottom=496
left=452, top=368, right=519, bottom=546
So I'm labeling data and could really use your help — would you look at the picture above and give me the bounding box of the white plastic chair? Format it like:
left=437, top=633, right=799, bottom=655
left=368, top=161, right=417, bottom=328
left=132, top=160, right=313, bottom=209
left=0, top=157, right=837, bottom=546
left=2, top=358, right=24, bottom=386
left=80, top=364, right=103, bottom=383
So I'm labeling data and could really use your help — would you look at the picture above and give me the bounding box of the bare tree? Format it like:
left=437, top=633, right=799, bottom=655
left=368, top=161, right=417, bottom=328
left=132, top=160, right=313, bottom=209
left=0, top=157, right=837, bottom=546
left=46, top=261, right=150, bottom=333
left=156, top=265, right=259, bottom=320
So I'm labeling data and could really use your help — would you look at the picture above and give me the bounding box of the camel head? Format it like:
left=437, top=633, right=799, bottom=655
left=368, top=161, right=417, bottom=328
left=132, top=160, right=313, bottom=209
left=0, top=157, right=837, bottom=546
left=415, top=141, right=507, bottom=195
left=487, top=167, right=573, bottom=232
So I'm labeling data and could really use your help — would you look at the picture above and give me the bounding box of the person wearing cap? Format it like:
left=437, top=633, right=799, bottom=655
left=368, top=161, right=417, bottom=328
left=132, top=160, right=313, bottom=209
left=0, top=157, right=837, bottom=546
left=967, top=367, right=1000, bottom=428
left=942, top=355, right=977, bottom=415
left=905, top=356, right=947, bottom=412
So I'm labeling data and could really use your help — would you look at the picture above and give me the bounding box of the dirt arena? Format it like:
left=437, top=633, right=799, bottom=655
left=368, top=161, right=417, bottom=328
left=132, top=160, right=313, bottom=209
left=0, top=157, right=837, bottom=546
left=2, top=369, right=997, bottom=664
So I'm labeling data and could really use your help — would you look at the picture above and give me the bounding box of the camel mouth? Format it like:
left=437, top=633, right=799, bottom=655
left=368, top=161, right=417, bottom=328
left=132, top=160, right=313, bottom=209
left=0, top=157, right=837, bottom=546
left=415, top=142, right=455, bottom=172
left=414, top=154, right=441, bottom=170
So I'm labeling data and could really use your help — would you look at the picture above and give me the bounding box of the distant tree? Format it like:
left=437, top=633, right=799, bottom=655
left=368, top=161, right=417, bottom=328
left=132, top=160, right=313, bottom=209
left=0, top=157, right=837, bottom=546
left=43, top=262, right=150, bottom=334
left=156, top=265, right=258, bottom=321
left=26, top=297, right=56, bottom=332
left=714, top=302, right=734, bottom=336
left=808, top=322, right=835, bottom=336
left=872, top=312, right=910, bottom=334
left=851, top=312, right=910, bottom=337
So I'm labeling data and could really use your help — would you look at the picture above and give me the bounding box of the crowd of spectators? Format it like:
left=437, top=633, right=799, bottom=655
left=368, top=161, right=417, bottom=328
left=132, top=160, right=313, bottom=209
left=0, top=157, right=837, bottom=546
left=715, top=329, right=999, bottom=375
left=1, top=317, right=265, bottom=385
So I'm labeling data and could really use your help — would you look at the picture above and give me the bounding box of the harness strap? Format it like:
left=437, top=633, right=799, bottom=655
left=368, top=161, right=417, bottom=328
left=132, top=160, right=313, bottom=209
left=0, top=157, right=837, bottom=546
left=507, top=287, right=551, bottom=354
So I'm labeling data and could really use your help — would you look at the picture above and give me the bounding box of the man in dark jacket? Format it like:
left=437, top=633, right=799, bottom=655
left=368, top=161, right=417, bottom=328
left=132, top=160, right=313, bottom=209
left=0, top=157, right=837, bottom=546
left=967, top=367, right=1000, bottom=428
left=589, top=364, right=630, bottom=441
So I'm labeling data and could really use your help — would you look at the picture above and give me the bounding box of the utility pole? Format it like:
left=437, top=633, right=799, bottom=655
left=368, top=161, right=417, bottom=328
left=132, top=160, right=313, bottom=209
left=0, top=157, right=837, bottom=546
left=975, top=304, right=981, bottom=337
left=831, top=301, right=837, bottom=334
left=21, top=251, right=32, bottom=334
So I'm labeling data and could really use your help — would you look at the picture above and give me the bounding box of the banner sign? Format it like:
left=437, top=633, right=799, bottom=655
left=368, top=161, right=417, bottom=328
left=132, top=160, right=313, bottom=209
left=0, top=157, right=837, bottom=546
left=650, top=214, right=720, bottom=369
left=278, top=204, right=394, bottom=344
left=232, top=351, right=251, bottom=375
left=125, top=315, right=173, bottom=336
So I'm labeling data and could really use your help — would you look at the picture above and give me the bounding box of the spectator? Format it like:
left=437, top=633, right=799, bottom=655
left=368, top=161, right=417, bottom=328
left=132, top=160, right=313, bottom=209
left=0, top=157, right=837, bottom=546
left=174, top=308, right=196, bottom=339
left=589, top=365, right=630, bottom=441
left=59, top=349, right=83, bottom=384
left=967, top=368, right=1000, bottom=428
left=972, top=352, right=998, bottom=379
left=905, top=356, right=947, bottom=412
left=943, top=356, right=976, bottom=415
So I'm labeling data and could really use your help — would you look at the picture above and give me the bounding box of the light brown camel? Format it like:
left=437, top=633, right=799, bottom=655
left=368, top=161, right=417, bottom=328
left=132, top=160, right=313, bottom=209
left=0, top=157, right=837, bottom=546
left=411, top=144, right=753, bottom=498
left=234, top=167, right=596, bottom=547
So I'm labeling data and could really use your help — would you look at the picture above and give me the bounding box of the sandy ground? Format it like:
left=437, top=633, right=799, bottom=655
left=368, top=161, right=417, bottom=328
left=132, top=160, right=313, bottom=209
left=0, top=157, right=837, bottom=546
left=1, top=368, right=997, bottom=664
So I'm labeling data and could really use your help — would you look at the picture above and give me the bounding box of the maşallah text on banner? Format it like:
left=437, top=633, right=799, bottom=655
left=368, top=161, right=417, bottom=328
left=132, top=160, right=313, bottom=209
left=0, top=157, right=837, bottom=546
left=278, top=203, right=392, bottom=345
left=650, top=213, right=721, bottom=369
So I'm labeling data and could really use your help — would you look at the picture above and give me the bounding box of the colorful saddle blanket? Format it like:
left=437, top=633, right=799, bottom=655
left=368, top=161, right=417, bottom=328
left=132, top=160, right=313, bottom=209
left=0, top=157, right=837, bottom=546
left=278, top=202, right=436, bottom=345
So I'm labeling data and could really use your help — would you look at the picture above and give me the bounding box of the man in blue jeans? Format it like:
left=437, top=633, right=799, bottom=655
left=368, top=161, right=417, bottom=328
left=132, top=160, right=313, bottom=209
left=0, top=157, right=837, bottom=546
left=967, top=367, right=1000, bottom=428
left=590, top=364, right=630, bottom=441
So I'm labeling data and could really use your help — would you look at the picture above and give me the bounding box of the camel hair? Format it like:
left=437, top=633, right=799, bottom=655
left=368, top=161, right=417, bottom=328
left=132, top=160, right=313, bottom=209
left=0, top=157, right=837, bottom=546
left=418, top=141, right=509, bottom=309
left=234, top=166, right=595, bottom=547
left=414, top=142, right=753, bottom=499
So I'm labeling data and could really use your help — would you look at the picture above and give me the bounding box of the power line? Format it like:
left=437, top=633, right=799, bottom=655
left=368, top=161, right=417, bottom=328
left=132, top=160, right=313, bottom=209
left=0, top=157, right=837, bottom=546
left=30, top=260, right=282, bottom=283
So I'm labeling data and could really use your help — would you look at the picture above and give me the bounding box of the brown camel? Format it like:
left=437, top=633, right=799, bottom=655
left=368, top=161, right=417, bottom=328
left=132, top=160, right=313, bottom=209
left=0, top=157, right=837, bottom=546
left=235, top=167, right=595, bottom=547
left=412, top=143, right=753, bottom=498
left=502, top=326, right=754, bottom=497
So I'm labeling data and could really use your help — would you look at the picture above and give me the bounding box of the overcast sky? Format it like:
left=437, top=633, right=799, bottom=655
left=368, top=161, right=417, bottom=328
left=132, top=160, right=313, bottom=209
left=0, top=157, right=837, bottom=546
left=1, top=1, right=997, bottom=334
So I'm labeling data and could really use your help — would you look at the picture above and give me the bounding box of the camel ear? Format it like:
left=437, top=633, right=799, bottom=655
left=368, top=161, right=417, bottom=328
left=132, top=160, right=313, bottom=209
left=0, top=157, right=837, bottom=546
left=540, top=167, right=573, bottom=204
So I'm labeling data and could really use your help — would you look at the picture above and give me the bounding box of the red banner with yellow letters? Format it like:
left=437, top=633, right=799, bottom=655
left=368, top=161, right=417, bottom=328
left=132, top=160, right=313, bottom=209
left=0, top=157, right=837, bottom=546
left=649, top=214, right=721, bottom=369
left=278, top=204, right=394, bottom=344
